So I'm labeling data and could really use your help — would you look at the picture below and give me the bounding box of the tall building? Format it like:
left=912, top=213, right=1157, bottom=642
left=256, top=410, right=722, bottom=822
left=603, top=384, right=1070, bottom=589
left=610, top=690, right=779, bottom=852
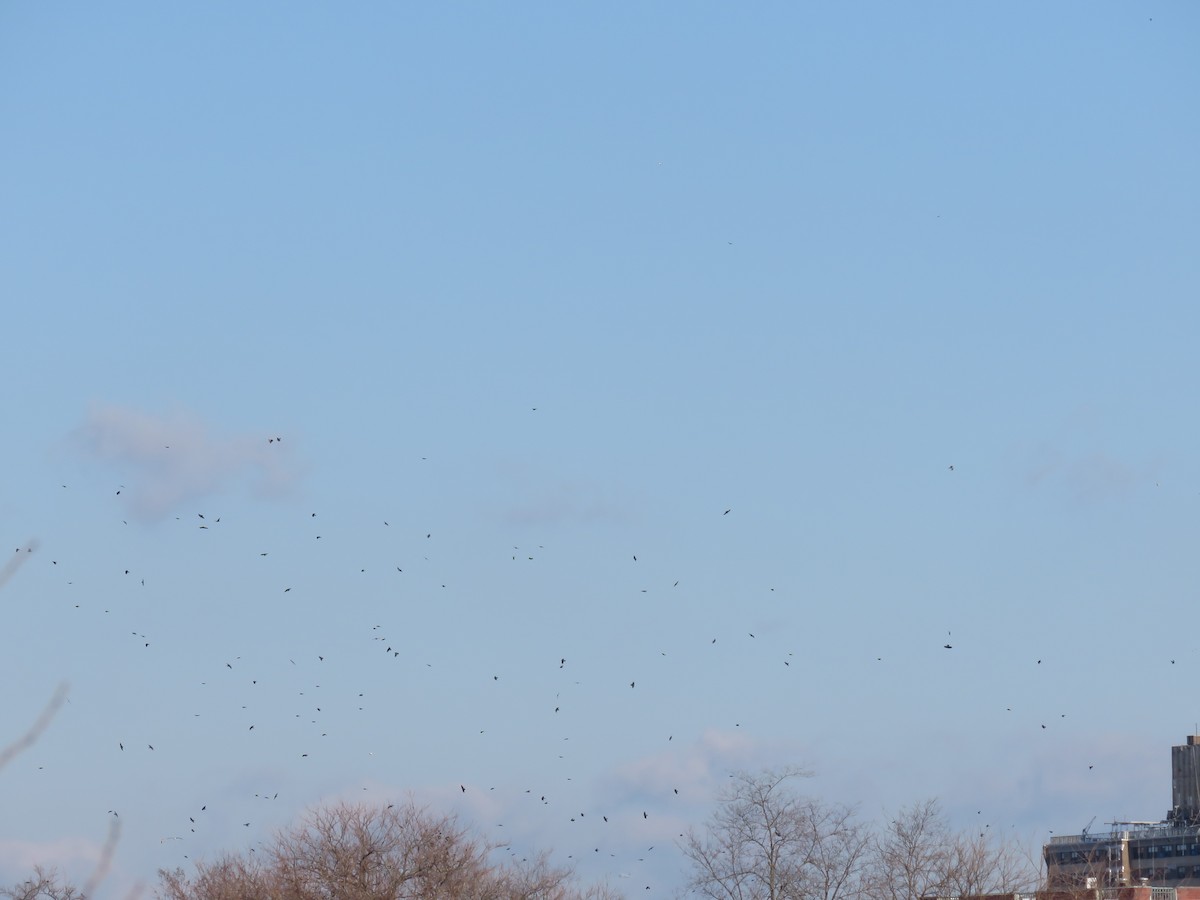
left=1171, top=737, right=1200, bottom=827
left=1045, top=736, right=1200, bottom=888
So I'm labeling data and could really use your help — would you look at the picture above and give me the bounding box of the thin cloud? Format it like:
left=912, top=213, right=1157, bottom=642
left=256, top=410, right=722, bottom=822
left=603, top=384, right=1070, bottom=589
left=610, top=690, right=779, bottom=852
left=72, top=404, right=301, bottom=521
left=1022, top=445, right=1146, bottom=505
left=0, top=835, right=105, bottom=875
left=504, top=491, right=630, bottom=527
left=490, top=466, right=633, bottom=527
left=601, top=729, right=783, bottom=805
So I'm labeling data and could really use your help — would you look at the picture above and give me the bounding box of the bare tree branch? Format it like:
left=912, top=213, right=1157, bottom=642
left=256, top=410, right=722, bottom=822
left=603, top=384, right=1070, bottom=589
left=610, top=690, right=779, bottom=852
left=0, top=866, right=84, bottom=900
left=681, top=767, right=868, bottom=900
left=155, top=800, right=614, bottom=900
left=0, top=682, right=69, bottom=772
left=863, top=799, right=1037, bottom=900
left=81, top=817, right=122, bottom=900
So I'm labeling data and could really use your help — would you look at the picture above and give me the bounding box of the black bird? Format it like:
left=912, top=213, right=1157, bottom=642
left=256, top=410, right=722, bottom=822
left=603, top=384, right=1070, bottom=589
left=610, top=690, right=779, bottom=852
left=943, top=644, right=952, bottom=649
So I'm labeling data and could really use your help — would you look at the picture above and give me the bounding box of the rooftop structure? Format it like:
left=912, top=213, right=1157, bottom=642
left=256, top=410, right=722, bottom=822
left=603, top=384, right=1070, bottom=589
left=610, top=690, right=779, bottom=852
left=959, top=889, right=1200, bottom=900
left=1045, top=737, right=1200, bottom=888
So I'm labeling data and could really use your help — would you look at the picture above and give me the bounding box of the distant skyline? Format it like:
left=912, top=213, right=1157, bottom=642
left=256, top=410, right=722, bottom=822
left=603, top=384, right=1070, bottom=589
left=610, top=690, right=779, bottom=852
left=2, top=3, right=1198, bottom=896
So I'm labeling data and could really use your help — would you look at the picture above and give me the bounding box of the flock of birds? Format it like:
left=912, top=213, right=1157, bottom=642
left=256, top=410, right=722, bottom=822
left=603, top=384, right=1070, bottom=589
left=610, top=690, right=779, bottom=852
left=5, top=448, right=1117, bottom=894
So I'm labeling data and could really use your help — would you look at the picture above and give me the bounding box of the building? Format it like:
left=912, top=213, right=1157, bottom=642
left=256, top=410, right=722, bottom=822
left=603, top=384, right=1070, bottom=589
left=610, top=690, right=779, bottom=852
left=970, top=889, right=1200, bottom=900
left=1045, top=736, right=1200, bottom=888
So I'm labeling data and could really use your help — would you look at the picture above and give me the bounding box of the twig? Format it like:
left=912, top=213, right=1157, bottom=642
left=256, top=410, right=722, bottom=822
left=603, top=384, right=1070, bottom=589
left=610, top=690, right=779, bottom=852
left=0, top=682, right=69, bottom=772
left=81, top=817, right=121, bottom=899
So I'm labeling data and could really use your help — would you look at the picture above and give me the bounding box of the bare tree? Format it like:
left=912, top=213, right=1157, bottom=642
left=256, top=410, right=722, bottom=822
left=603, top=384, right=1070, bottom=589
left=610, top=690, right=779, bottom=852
left=864, top=799, right=1036, bottom=900
left=864, top=800, right=953, bottom=900
left=939, top=828, right=1034, bottom=898
left=270, top=801, right=488, bottom=899
left=157, top=800, right=618, bottom=900
left=157, top=853, right=278, bottom=900
left=681, top=768, right=870, bottom=900
left=803, top=803, right=872, bottom=900
left=482, top=850, right=624, bottom=900
left=0, top=867, right=84, bottom=900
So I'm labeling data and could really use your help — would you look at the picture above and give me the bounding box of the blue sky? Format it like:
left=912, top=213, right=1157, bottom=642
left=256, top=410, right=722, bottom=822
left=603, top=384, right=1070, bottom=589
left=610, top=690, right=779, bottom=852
left=1, top=2, right=1198, bottom=896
